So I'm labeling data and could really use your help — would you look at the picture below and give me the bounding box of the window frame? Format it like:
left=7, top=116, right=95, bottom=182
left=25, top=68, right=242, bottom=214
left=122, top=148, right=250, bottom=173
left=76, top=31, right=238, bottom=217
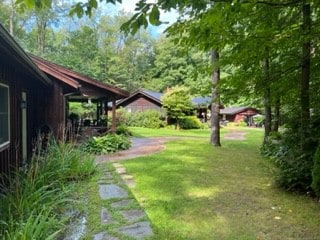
left=0, top=83, right=10, bottom=150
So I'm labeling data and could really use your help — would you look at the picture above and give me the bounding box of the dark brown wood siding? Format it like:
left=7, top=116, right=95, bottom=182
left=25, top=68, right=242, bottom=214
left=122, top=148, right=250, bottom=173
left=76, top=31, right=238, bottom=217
left=0, top=59, right=48, bottom=176
left=121, top=96, right=162, bottom=113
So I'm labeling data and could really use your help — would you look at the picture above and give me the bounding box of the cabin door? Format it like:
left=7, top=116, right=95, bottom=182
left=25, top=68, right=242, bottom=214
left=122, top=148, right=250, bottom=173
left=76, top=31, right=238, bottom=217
left=21, top=92, right=27, bottom=161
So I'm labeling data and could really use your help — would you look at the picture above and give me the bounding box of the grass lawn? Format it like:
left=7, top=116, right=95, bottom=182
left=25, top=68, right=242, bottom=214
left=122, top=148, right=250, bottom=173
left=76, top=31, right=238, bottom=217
left=129, top=126, right=222, bottom=138
left=119, top=127, right=320, bottom=239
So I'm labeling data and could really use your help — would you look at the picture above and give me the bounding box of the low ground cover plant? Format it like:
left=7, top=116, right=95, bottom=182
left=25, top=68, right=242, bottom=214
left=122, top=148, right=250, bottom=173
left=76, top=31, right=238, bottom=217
left=0, top=140, right=96, bottom=239
left=81, top=133, right=131, bottom=154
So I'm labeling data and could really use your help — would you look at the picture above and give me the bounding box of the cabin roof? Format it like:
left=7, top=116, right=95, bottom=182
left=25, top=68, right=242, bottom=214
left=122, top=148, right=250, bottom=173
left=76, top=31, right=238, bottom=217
left=220, top=107, right=258, bottom=115
left=117, top=88, right=213, bottom=110
left=0, top=24, right=51, bottom=86
left=30, top=55, right=129, bottom=100
left=192, top=97, right=212, bottom=106
left=117, top=89, right=163, bottom=106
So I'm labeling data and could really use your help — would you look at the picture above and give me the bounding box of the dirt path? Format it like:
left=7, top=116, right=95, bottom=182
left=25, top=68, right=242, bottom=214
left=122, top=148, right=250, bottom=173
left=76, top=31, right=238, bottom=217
left=95, top=137, right=181, bottom=164
left=96, top=131, right=246, bottom=164
left=223, top=130, right=247, bottom=140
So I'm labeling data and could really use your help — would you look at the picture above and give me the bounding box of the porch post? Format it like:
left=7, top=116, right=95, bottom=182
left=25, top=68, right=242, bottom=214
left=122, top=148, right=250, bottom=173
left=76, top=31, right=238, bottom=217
left=104, top=99, right=108, bottom=129
left=111, top=98, right=116, bottom=133
left=96, top=101, right=100, bottom=126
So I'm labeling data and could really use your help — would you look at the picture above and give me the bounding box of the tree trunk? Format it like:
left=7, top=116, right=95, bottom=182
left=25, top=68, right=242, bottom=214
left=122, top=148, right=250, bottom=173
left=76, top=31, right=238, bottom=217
left=300, top=3, right=311, bottom=148
left=210, top=50, right=221, bottom=147
left=272, top=97, right=280, bottom=132
left=263, top=57, right=272, bottom=144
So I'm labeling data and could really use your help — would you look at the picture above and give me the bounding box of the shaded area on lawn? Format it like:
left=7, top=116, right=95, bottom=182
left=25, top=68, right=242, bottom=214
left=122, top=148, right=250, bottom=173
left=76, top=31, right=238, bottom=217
left=121, top=129, right=320, bottom=240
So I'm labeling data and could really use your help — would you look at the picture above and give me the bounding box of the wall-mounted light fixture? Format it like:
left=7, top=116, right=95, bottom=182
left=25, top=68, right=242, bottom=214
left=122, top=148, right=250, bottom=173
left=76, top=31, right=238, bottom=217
left=20, top=100, right=27, bottom=109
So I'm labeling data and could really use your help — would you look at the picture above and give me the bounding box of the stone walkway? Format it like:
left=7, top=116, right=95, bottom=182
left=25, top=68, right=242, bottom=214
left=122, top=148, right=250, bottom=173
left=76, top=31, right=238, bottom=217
left=96, top=137, right=181, bottom=163
left=93, top=162, right=153, bottom=240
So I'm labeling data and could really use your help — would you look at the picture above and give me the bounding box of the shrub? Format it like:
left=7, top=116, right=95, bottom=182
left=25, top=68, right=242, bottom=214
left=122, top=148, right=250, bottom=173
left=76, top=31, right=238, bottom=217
left=261, top=127, right=316, bottom=191
left=126, top=110, right=165, bottom=129
left=238, top=121, right=247, bottom=127
left=179, top=116, right=203, bottom=129
left=81, top=134, right=131, bottom=154
left=227, top=121, right=247, bottom=127
left=116, top=125, right=132, bottom=136
left=312, top=146, right=320, bottom=197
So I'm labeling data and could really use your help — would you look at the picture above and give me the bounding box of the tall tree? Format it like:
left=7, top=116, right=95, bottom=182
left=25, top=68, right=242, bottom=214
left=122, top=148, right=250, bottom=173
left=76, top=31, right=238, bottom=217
left=210, top=50, right=221, bottom=146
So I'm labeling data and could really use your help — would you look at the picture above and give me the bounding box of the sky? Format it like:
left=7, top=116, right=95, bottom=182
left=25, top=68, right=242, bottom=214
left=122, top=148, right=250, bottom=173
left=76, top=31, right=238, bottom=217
left=112, top=0, right=178, bottom=36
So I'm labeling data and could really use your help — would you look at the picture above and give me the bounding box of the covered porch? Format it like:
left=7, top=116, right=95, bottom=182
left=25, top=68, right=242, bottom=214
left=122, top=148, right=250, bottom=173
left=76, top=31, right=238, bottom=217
left=31, top=55, right=129, bottom=140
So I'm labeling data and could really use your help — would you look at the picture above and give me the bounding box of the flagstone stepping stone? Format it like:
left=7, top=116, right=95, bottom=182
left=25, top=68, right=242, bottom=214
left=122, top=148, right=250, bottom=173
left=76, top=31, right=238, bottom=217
left=123, top=179, right=135, bottom=188
left=97, top=179, right=114, bottom=185
left=111, top=199, right=134, bottom=209
left=120, top=209, right=145, bottom=222
left=120, top=174, right=133, bottom=180
left=115, top=167, right=126, bottom=174
left=101, top=172, right=113, bottom=179
left=99, top=184, right=128, bottom=200
left=112, top=163, right=123, bottom=168
left=93, top=232, right=118, bottom=240
left=117, top=221, right=153, bottom=239
left=101, top=208, right=116, bottom=224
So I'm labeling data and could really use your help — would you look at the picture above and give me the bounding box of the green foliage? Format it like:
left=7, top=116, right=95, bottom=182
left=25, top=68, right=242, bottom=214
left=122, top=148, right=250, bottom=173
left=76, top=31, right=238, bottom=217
left=178, top=116, right=203, bottom=129
left=162, top=86, right=193, bottom=128
left=261, top=125, right=316, bottom=191
left=227, top=121, right=247, bottom=127
left=116, top=125, right=132, bottom=136
left=0, top=140, right=95, bottom=239
left=311, top=146, right=320, bottom=197
left=127, top=110, right=165, bottom=129
left=81, top=134, right=131, bottom=154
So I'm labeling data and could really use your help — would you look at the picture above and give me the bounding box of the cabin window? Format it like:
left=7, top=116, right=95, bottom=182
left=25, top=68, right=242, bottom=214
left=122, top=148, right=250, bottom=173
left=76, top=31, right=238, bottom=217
left=0, top=84, right=9, bottom=148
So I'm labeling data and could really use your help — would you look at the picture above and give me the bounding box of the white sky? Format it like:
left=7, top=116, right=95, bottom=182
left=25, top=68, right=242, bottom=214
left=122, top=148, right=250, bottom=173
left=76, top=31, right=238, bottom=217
left=115, top=0, right=178, bottom=35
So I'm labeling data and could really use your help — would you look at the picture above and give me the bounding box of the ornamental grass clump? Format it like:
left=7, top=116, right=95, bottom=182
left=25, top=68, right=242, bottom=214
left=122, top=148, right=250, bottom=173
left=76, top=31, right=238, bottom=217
left=0, top=139, right=96, bottom=239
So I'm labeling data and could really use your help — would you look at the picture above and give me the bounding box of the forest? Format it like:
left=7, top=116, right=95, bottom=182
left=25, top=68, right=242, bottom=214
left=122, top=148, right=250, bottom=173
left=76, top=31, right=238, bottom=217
left=2, top=0, right=320, bottom=194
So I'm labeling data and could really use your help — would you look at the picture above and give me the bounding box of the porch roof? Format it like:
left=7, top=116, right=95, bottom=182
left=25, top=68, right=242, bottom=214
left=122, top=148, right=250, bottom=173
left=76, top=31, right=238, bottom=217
left=30, top=55, right=129, bottom=101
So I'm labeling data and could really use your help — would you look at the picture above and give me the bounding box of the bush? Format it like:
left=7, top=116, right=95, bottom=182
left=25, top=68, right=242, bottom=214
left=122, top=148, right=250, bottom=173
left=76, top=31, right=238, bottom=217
left=312, top=145, right=320, bottom=197
left=126, top=110, right=165, bottom=129
left=116, top=125, right=132, bottom=136
left=81, top=134, right=131, bottom=154
left=226, top=121, right=247, bottom=127
left=261, top=127, right=316, bottom=191
left=179, top=116, right=203, bottom=129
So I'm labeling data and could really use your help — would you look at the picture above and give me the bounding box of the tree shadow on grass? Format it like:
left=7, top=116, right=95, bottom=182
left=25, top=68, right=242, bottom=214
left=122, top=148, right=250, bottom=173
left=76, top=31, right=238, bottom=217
left=124, top=140, right=320, bottom=240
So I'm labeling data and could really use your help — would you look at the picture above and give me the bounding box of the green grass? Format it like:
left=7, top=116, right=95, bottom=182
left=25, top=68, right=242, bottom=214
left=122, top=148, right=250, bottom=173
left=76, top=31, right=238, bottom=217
left=120, top=127, right=320, bottom=239
left=129, top=126, right=224, bottom=138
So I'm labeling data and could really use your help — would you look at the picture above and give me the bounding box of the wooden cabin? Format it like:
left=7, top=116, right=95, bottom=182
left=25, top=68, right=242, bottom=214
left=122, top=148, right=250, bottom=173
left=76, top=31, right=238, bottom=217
left=220, top=107, right=259, bottom=126
left=116, top=89, right=163, bottom=113
left=0, top=24, right=52, bottom=174
left=0, top=24, right=129, bottom=176
left=117, top=89, right=211, bottom=122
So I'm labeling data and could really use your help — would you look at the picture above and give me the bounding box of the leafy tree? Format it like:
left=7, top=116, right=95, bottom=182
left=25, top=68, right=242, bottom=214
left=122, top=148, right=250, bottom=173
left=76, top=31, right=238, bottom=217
left=148, top=36, right=211, bottom=95
left=161, top=86, right=193, bottom=129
